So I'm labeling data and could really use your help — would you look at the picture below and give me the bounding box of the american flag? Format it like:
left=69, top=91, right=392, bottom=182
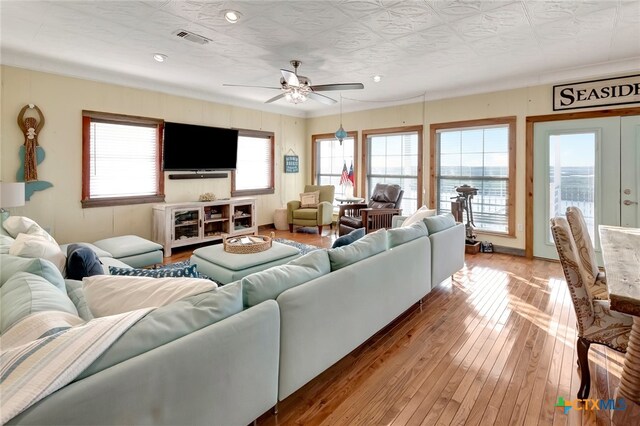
left=339, top=162, right=349, bottom=186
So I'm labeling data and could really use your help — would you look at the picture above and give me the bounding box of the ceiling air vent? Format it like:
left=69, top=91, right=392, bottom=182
left=173, top=29, right=211, bottom=45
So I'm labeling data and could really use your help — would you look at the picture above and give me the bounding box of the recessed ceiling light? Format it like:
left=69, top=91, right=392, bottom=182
left=373, top=75, right=382, bottom=83
left=153, top=53, right=167, bottom=63
left=224, top=10, right=242, bottom=23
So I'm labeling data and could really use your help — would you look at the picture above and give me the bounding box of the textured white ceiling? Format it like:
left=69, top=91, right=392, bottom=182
left=1, top=0, right=639, bottom=117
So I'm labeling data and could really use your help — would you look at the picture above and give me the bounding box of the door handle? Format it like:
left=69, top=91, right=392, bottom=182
left=623, top=200, right=638, bottom=205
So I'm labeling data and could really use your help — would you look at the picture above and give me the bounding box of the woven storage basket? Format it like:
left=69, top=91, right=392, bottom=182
left=223, top=233, right=273, bottom=254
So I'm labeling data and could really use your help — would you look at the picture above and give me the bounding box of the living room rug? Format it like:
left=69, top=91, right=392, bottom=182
left=158, top=238, right=321, bottom=282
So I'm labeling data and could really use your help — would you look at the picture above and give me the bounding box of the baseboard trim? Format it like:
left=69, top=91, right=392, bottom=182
left=492, top=245, right=525, bottom=256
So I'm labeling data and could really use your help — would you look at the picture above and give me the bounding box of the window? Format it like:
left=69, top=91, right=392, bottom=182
left=431, top=117, right=516, bottom=235
left=81, top=110, right=164, bottom=208
left=363, top=126, right=422, bottom=214
left=231, top=130, right=274, bottom=196
left=312, top=132, right=357, bottom=204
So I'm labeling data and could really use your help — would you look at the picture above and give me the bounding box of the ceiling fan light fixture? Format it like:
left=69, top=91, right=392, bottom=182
left=284, top=86, right=309, bottom=104
left=224, top=10, right=242, bottom=23
left=153, top=53, right=167, bottom=62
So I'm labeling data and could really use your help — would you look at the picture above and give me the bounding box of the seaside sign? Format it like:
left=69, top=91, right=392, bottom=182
left=553, top=74, right=640, bottom=111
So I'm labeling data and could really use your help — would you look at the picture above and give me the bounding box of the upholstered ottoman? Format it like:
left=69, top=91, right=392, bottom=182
left=93, top=235, right=163, bottom=268
left=190, top=242, right=301, bottom=284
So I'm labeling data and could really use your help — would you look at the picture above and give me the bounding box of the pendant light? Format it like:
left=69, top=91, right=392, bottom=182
left=335, top=94, right=347, bottom=145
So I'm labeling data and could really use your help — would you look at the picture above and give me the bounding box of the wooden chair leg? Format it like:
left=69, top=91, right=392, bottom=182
left=289, top=224, right=293, bottom=233
left=577, top=337, right=591, bottom=399
left=317, top=225, right=323, bottom=235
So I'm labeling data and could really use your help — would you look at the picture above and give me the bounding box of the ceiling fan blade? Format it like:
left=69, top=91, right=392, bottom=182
left=308, top=92, right=337, bottom=105
left=281, top=69, right=300, bottom=87
left=265, top=93, right=286, bottom=104
left=311, top=83, right=364, bottom=92
left=223, top=83, right=281, bottom=90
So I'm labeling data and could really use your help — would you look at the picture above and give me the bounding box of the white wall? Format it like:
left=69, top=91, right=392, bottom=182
left=1, top=66, right=306, bottom=244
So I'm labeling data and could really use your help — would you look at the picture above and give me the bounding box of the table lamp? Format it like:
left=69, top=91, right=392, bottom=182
left=0, top=182, right=26, bottom=222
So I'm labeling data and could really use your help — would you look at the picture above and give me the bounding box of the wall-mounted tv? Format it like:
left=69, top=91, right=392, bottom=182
left=163, top=122, right=239, bottom=171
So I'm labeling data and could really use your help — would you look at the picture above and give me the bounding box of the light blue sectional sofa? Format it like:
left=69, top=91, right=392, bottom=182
left=1, top=214, right=463, bottom=425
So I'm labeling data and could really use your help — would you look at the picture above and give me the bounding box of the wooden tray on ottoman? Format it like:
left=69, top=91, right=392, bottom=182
left=223, top=234, right=273, bottom=254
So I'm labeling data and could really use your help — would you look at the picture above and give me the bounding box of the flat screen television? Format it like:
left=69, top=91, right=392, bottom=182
left=163, top=122, right=239, bottom=171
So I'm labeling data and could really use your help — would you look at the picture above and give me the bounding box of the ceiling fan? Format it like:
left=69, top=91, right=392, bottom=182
left=223, top=60, right=364, bottom=105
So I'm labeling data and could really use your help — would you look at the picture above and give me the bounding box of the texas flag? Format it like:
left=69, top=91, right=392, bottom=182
left=348, top=162, right=355, bottom=186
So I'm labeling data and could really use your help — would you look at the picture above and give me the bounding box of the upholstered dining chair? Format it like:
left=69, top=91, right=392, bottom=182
left=337, top=183, right=403, bottom=236
left=287, top=184, right=335, bottom=235
left=565, top=206, right=609, bottom=300
left=550, top=216, right=633, bottom=399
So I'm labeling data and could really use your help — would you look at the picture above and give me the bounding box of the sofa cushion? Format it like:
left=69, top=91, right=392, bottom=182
left=423, top=213, right=457, bottom=234
left=328, top=228, right=388, bottom=271
left=293, top=209, right=318, bottom=220
left=92, top=235, right=162, bottom=259
left=108, top=264, right=199, bottom=278
left=332, top=227, right=365, bottom=248
left=388, top=221, right=428, bottom=248
left=65, top=279, right=94, bottom=321
left=83, top=274, right=218, bottom=317
left=2, top=216, right=57, bottom=244
left=0, top=254, right=66, bottom=292
left=78, top=282, right=243, bottom=380
left=242, top=249, right=330, bottom=308
left=9, top=233, right=66, bottom=273
left=402, top=205, right=436, bottom=228
left=1, top=272, right=79, bottom=333
left=66, top=244, right=104, bottom=280
left=0, top=234, right=14, bottom=254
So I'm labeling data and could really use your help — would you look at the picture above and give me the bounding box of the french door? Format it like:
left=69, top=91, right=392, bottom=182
left=533, top=115, right=640, bottom=262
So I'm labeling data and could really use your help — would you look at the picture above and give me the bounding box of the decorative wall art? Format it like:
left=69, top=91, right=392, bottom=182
left=284, top=149, right=299, bottom=173
left=16, top=104, right=53, bottom=200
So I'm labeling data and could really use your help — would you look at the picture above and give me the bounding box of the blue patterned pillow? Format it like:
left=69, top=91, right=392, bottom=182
left=108, top=265, right=199, bottom=278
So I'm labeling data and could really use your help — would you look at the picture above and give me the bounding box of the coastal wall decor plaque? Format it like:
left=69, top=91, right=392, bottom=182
left=16, top=104, right=53, bottom=200
left=553, top=74, right=640, bottom=111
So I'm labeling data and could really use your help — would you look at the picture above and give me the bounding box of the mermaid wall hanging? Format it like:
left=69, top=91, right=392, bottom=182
left=16, top=104, right=53, bottom=200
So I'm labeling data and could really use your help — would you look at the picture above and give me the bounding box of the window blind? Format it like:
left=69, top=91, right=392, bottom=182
left=89, top=121, right=158, bottom=198
left=235, top=135, right=271, bottom=191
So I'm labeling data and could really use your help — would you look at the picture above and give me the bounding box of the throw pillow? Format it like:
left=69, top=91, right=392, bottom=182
left=328, top=228, right=388, bottom=271
left=331, top=227, right=365, bottom=248
left=2, top=216, right=57, bottom=244
left=0, top=234, right=14, bottom=254
left=0, top=254, right=66, bottom=292
left=9, top=233, right=66, bottom=273
left=66, top=244, right=104, bottom=280
left=402, top=205, right=436, bottom=228
left=82, top=274, right=217, bottom=317
left=388, top=221, right=428, bottom=248
left=300, top=191, right=320, bottom=208
left=108, top=264, right=199, bottom=278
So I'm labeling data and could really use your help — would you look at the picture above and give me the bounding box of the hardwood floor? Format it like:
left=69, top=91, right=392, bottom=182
left=165, top=227, right=625, bottom=426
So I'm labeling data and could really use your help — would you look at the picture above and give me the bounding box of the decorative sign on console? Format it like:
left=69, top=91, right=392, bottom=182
left=553, top=74, right=640, bottom=111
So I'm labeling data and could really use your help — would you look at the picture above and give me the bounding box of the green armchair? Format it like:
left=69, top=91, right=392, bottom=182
left=287, top=185, right=335, bottom=235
